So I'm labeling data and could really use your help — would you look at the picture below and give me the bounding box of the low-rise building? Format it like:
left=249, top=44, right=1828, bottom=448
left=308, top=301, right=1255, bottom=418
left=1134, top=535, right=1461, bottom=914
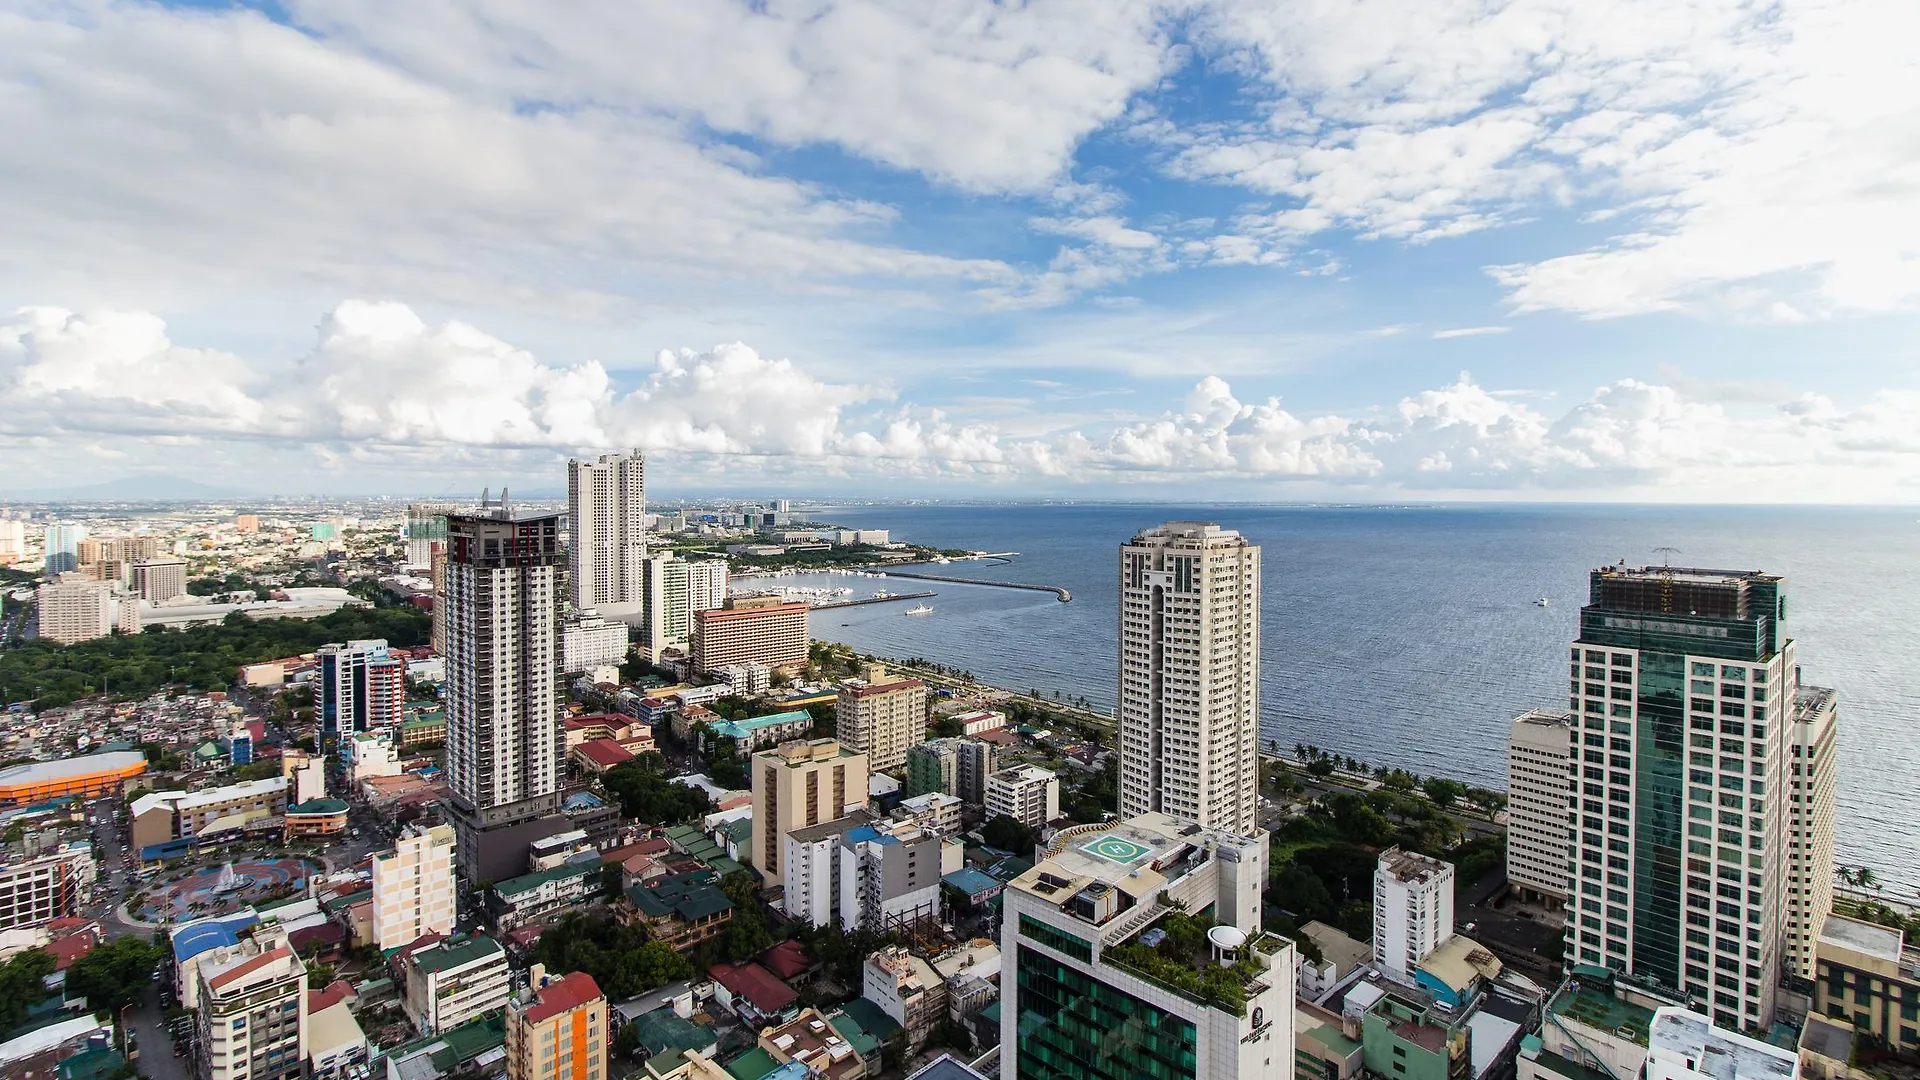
left=506, top=969, right=608, bottom=1080
left=929, top=939, right=1000, bottom=1027
left=488, top=862, right=601, bottom=933
left=625, top=872, right=733, bottom=953
left=285, top=798, right=350, bottom=841
left=130, top=775, right=290, bottom=852
left=708, top=961, right=799, bottom=1027
left=758, top=1008, right=866, bottom=1080
left=562, top=612, right=631, bottom=675
left=891, top=792, right=961, bottom=836
left=1813, top=912, right=1920, bottom=1053
left=706, top=711, right=815, bottom=756
left=1645, top=1008, right=1796, bottom=1080
left=0, top=844, right=95, bottom=933
left=0, top=752, right=146, bottom=808
left=982, top=766, right=1058, bottom=830
left=572, top=739, right=636, bottom=777
left=308, top=980, right=370, bottom=1080
left=1296, top=921, right=1371, bottom=1003
left=1517, top=969, right=1681, bottom=1080
left=864, top=946, right=946, bottom=1053
left=402, top=934, right=512, bottom=1036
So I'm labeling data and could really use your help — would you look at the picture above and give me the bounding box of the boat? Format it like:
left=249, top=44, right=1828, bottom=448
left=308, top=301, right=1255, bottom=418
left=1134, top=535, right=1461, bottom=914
left=1534, top=595, right=1550, bottom=607
left=905, top=603, right=934, bottom=616
left=872, top=589, right=893, bottom=599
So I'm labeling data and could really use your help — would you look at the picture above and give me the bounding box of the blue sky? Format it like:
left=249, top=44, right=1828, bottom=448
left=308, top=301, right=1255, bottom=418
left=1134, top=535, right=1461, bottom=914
left=0, top=0, right=1916, bottom=500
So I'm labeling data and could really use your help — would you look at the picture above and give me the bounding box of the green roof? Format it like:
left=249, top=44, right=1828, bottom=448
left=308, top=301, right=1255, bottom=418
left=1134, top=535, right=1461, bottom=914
left=1304, top=1021, right=1363, bottom=1057
left=834, top=997, right=903, bottom=1042
left=320, top=888, right=372, bottom=914
left=725, top=1047, right=781, bottom=1080
left=380, top=1011, right=506, bottom=1071
left=827, top=1012, right=881, bottom=1059
left=492, top=860, right=597, bottom=900
left=411, top=934, right=503, bottom=975
left=627, top=872, right=732, bottom=922
left=404, top=713, right=446, bottom=729
left=57, top=1046, right=125, bottom=1080
left=1552, top=985, right=1656, bottom=1047
left=288, top=797, right=350, bottom=814
left=631, top=1009, right=716, bottom=1059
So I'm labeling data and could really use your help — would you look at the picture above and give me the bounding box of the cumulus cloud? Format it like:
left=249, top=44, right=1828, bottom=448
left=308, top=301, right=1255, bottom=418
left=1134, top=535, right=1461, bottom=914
left=6, top=301, right=1915, bottom=498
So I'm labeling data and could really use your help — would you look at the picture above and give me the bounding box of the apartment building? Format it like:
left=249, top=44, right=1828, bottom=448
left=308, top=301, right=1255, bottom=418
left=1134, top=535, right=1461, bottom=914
left=693, top=598, right=809, bottom=674
left=983, top=766, right=1059, bottom=831
left=1373, top=847, right=1455, bottom=981
left=1507, top=709, right=1574, bottom=906
left=750, top=739, right=870, bottom=895
left=401, top=934, right=512, bottom=1036
left=0, top=845, right=96, bottom=931
left=373, top=823, right=457, bottom=951
left=506, top=969, right=608, bottom=1080
left=194, top=925, right=309, bottom=1080
left=130, top=556, right=188, bottom=602
left=835, top=665, right=929, bottom=772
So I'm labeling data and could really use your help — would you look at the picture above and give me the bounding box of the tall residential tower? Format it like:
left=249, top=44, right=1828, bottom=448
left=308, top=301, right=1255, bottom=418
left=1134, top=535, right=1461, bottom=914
left=567, top=451, right=646, bottom=617
left=443, top=507, right=568, bottom=881
left=1565, top=564, right=1835, bottom=1031
left=1117, top=522, right=1261, bottom=834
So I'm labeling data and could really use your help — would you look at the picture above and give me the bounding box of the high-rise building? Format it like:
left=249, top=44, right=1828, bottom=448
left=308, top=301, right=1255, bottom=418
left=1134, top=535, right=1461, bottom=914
left=42, top=522, right=84, bottom=574
left=835, top=663, right=928, bottom=772
left=983, top=765, right=1060, bottom=831
left=640, top=555, right=730, bottom=654
left=1372, top=847, right=1455, bottom=980
left=568, top=451, right=647, bottom=616
left=693, top=598, right=808, bottom=674
left=373, top=823, right=457, bottom=951
left=1507, top=709, right=1574, bottom=906
left=750, top=739, right=870, bottom=895
left=444, top=507, right=567, bottom=882
left=560, top=612, right=630, bottom=674
left=905, top=740, right=958, bottom=799
left=1784, top=685, right=1837, bottom=980
left=194, top=925, right=308, bottom=1080
left=316, top=639, right=406, bottom=737
left=1117, top=521, right=1261, bottom=834
left=234, top=513, right=259, bottom=533
left=687, top=558, right=728, bottom=613
left=1565, top=564, right=1836, bottom=1031
left=131, top=556, right=188, bottom=602
left=406, top=502, right=457, bottom=569
left=34, top=574, right=121, bottom=644
left=0, top=518, right=26, bottom=566
left=997, top=813, right=1290, bottom=1080
left=429, top=544, right=449, bottom=656
left=506, top=969, right=608, bottom=1080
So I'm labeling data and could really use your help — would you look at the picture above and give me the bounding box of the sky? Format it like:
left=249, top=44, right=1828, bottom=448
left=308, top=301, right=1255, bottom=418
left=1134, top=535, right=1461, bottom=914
left=1, top=0, right=1917, bottom=500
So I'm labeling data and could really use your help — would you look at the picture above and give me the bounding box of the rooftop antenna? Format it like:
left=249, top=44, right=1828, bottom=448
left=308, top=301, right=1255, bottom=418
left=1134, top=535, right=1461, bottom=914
left=1652, top=547, right=1681, bottom=614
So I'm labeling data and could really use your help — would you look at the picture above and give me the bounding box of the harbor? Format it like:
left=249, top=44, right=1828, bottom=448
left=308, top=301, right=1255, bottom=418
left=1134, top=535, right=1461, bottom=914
left=809, top=589, right=937, bottom=611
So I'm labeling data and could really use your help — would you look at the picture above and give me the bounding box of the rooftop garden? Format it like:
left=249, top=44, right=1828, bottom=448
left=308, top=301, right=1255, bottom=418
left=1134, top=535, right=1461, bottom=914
left=1103, top=908, right=1282, bottom=1017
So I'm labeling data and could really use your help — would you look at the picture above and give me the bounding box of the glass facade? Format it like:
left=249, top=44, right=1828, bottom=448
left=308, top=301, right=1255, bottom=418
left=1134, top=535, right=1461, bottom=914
left=1016, top=944, right=1198, bottom=1080
left=1020, top=914, right=1094, bottom=963
left=1630, top=651, right=1685, bottom=989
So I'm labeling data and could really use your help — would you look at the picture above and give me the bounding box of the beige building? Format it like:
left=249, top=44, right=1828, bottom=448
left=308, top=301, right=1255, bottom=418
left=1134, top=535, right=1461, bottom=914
left=131, top=556, right=188, bottom=602
left=1506, top=708, right=1573, bottom=906
left=195, top=925, right=309, bottom=1080
left=568, top=451, right=647, bottom=618
left=834, top=664, right=928, bottom=772
left=1814, top=913, right=1920, bottom=1052
left=34, top=574, right=124, bottom=644
left=864, top=946, right=946, bottom=1052
left=750, top=739, right=870, bottom=895
left=373, top=823, right=457, bottom=951
left=130, top=776, right=290, bottom=851
left=1117, top=521, right=1261, bottom=834
left=693, top=598, right=808, bottom=674
left=506, top=968, right=608, bottom=1080
left=1786, top=686, right=1839, bottom=980
left=982, top=765, right=1059, bottom=831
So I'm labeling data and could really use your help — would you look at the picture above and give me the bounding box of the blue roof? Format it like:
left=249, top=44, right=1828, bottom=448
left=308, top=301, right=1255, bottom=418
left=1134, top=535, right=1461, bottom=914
left=170, top=912, right=259, bottom=962
left=942, top=868, right=1002, bottom=896
left=845, top=826, right=880, bottom=844
left=563, top=790, right=606, bottom=810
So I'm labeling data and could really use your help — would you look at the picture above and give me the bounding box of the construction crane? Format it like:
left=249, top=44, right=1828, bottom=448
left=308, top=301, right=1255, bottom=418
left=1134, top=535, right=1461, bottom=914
left=1652, top=547, right=1681, bottom=613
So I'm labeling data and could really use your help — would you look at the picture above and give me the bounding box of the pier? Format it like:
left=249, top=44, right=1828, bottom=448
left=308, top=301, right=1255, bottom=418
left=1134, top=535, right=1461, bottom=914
left=810, top=590, right=937, bottom=611
left=877, top=569, right=1071, bottom=602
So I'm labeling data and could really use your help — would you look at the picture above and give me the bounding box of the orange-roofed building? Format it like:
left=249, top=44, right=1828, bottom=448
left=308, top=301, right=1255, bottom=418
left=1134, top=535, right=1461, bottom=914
left=0, top=752, right=146, bottom=807
left=506, top=968, right=608, bottom=1080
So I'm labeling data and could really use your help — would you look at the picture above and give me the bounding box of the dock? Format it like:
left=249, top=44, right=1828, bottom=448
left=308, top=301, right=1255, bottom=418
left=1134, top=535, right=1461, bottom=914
left=810, top=590, right=937, bottom=611
left=877, top=570, right=1070, bottom=602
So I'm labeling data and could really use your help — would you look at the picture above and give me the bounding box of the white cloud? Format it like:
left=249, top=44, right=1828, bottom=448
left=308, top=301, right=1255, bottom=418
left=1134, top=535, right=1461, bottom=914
left=5, top=301, right=1916, bottom=498
left=1432, top=326, right=1510, bottom=339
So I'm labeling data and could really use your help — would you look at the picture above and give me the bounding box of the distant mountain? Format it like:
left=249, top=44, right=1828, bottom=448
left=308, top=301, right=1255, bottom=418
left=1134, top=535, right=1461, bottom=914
left=0, top=474, right=255, bottom=501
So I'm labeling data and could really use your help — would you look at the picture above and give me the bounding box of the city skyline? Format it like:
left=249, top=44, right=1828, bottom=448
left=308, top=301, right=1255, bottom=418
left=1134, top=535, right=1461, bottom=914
left=0, top=3, right=1913, bottom=501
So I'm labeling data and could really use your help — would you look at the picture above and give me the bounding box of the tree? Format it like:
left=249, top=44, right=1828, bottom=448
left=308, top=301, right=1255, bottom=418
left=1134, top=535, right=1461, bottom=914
left=0, top=948, right=54, bottom=1031
left=1421, top=777, right=1466, bottom=809
left=1268, top=864, right=1335, bottom=922
left=602, top=755, right=711, bottom=824
left=1304, top=757, right=1336, bottom=779
left=67, top=937, right=164, bottom=1013
left=981, top=814, right=1036, bottom=854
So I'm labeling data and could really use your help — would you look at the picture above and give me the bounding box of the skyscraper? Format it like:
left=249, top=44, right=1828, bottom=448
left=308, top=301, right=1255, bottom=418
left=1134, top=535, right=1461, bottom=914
left=42, top=522, right=84, bottom=574
left=1507, top=708, right=1575, bottom=907
left=406, top=502, right=457, bottom=569
left=1117, top=521, right=1260, bottom=834
left=567, top=451, right=646, bottom=616
left=444, top=507, right=567, bottom=881
left=1565, top=564, right=1836, bottom=1031
left=316, top=639, right=406, bottom=737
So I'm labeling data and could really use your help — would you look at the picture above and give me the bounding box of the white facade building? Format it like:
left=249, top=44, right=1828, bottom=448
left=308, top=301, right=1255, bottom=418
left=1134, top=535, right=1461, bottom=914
left=568, top=451, right=647, bottom=617
left=1507, top=709, right=1574, bottom=905
left=1372, top=847, right=1455, bottom=981
left=34, top=574, right=123, bottom=645
left=0, top=845, right=96, bottom=932
left=1117, top=521, right=1261, bottom=834
left=687, top=558, right=729, bottom=614
left=561, top=611, right=631, bottom=674
left=373, top=823, right=457, bottom=951
left=195, top=926, right=309, bottom=1080
left=983, top=765, right=1059, bottom=831
left=130, top=556, right=188, bottom=602
left=1785, top=686, right=1838, bottom=981
left=443, top=509, right=566, bottom=882
left=401, top=934, right=511, bottom=1036
left=998, top=813, right=1290, bottom=1080
left=1643, top=1008, right=1797, bottom=1080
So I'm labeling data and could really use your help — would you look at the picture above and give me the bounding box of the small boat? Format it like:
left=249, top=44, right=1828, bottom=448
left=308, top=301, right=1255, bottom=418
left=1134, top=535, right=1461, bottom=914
left=905, top=604, right=934, bottom=616
left=872, top=589, right=893, bottom=599
left=1534, top=595, right=1550, bottom=607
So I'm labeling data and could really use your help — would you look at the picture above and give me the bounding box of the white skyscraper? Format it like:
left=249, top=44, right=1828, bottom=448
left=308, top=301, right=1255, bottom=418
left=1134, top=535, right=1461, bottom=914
left=567, top=451, right=646, bottom=616
left=1117, top=521, right=1260, bottom=834
left=1372, top=847, right=1456, bottom=980
left=443, top=507, right=567, bottom=882
left=1507, top=708, right=1574, bottom=906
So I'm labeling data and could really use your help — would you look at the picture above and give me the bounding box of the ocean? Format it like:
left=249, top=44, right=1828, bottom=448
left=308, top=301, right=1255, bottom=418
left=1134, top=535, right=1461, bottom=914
left=764, top=502, right=1920, bottom=892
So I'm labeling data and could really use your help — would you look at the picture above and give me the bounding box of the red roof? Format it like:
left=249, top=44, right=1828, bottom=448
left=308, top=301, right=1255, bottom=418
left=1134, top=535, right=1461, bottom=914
left=46, top=931, right=99, bottom=972
left=759, top=940, right=813, bottom=980
left=565, top=714, right=624, bottom=731
left=308, top=979, right=354, bottom=1014
left=207, top=946, right=292, bottom=992
left=522, top=971, right=604, bottom=1025
left=708, top=961, right=798, bottom=1014
left=573, top=739, right=635, bottom=768
left=841, top=678, right=925, bottom=699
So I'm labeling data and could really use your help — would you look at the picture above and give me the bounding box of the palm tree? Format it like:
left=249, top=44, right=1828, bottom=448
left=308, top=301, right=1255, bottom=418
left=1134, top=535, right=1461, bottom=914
left=1860, top=867, right=1882, bottom=891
